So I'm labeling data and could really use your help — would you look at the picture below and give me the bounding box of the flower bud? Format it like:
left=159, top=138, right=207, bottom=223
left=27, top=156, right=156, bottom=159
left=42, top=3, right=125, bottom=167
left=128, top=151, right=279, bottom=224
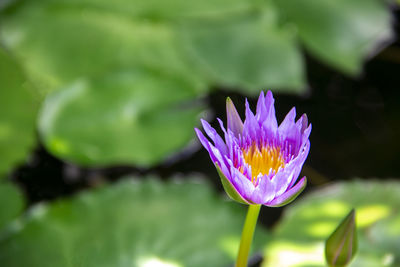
left=325, top=209, right=358, bottom=267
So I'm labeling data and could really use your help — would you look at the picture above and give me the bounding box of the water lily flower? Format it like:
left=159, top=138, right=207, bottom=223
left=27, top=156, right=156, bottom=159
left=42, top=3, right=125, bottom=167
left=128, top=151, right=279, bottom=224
left=195, top=91, right=311, bottom=206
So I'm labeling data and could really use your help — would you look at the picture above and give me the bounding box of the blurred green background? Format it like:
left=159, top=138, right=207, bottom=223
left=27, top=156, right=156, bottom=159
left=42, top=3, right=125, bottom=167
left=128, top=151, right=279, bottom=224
left=0, top=0, right=399, bottom=266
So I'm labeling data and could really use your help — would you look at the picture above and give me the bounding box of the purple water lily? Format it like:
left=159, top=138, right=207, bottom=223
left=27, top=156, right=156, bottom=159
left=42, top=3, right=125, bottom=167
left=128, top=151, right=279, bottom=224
left=195, top=91, right=311, bottom=206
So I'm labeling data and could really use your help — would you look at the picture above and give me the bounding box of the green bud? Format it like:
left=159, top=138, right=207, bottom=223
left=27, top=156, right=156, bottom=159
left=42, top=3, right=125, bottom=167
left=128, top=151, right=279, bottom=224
left=325, top=209, right=358, bottom=267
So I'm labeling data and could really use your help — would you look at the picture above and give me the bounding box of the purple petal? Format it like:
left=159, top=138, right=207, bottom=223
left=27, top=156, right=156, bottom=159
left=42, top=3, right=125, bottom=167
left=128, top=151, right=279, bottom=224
left=215, top=164, right=250, bottom=205
left=195, top=128, right=214, bottom=157
left=230, top=166, right=255, bottom=202
left=265, top=177, right=307, bottom=207
left=209, top=144, right=231, bottom=178
left=217, top=118, right=239, bottom=160
left=301, top=124, right=312, bottom=147
left=256, top=91, right=267, bottom=121
left=296, top=113, right=308, bottom=134
left=287, top=140, right=310, bottom=188
left=200, top=119, right=227, bottom=155
left=226, top=97, right=244, bottom=138
left=252, top=175, right=276, bottom=204
left=243, top=99, right=261, bottom=141
left=260, top=91, right=278, bottom=139
left=265, top=90, right=274, bottom=104
left=279, top=107, right=302, bottom=155
left=271, top=165, right=296, bottom=197
left=195, top=128, right=230, bottom=177
left=279, top=107, right=296, bottom=135
left=270, top=137, right=310, bottom=197
left=296, top=114, right=311, bottom=150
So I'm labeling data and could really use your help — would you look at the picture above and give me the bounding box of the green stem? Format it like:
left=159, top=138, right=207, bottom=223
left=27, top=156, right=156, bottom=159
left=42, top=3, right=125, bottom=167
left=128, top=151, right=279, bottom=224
left=235, top=204, right=261, bottom=267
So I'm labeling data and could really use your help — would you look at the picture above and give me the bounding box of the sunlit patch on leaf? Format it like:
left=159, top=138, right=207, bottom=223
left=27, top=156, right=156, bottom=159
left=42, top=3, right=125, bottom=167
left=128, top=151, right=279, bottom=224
left=262, top=180, right=400, bottom=267
left=137, top=256, right=182, bottom=267
left=264, top=241, right=324, bottom=267
left=306, top=221, right=338, bottom=238
left=48, top=137, right=70, bottom=155
left=356, top=205, right=390, bottom=228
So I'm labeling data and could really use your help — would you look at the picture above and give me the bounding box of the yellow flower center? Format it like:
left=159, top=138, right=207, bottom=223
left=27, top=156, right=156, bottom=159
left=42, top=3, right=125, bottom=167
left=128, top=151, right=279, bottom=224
left=242, top=143, right=285, bottom=183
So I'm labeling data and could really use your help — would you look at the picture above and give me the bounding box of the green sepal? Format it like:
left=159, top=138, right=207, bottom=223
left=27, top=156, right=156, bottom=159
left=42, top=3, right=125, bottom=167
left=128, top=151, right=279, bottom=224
left=325, top=209, right=358, bottom=267
left=215, top=163, right=250, bottom=205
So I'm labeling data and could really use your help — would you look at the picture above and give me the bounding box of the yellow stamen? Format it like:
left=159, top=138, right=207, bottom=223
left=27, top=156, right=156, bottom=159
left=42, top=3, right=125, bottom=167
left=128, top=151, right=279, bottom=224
left=242, top=143, right=285, bottom=184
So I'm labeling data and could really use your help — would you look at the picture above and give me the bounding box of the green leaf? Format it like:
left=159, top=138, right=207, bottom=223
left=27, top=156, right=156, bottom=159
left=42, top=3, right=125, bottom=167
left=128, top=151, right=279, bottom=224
left=0, top=177, right=269, bottom=267
left=0, top=182, right=24, bottom=231
left=367, top=213, right=400, bottom=266
left=262, top=180, right=400, bottom=267
left=2, top=1, right=210, bottom=166
left=274, top=0, right=392, bottom=75
left=0, top=47, right=37, bottom=176
left=20, top=0, right=257, bottom=20
left=179, top=14, right=306, bottom=94
left=0, top=2, right=204, bottom=95
left=325, top=209, right=357, bottom=267
left=38, top=69, right=206, bottom=167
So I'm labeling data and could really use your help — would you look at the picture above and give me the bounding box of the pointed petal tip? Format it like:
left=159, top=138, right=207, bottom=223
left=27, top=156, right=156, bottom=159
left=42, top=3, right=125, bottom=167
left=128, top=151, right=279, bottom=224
left=265, top=90, right=275, bottom=104
left=304, top=123, right=312, bottom=137
left=301, top=113, right=308, bottom=123
left=194, top=127, right=202, bottom=135
left=194, top=128, right=206, bottom=142
left=226, top=97, right=243, bottom=137
left=300, top=113, right=308, bottom=132
left=194, top=128, right=212, bottom=153
left=200, top=119, right=211, bottom=131
left=289, top=107, right=297, bottom=118
left=348, top=208, right=356, bottom=219
left=226, top=97, right=235, bottom=111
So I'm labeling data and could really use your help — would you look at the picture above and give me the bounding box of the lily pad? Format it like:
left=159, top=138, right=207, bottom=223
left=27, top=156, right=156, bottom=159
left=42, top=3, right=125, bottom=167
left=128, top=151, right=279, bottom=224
left=0, top=1, right=204, bottom=96
left=38, top=69, right=206, bottom=167
left=262, top=180, right=400, bottom=267
left=274, top=0, right=392, bottom=75
left=0, top=182, right=24, bottom=231
left=18, top=0, right=257, bottom=20
left=179, top=13, right=305, bottom=94
left=0, top=47, right=37, bottom=176
left=0, top=176, right=269, bottom=267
